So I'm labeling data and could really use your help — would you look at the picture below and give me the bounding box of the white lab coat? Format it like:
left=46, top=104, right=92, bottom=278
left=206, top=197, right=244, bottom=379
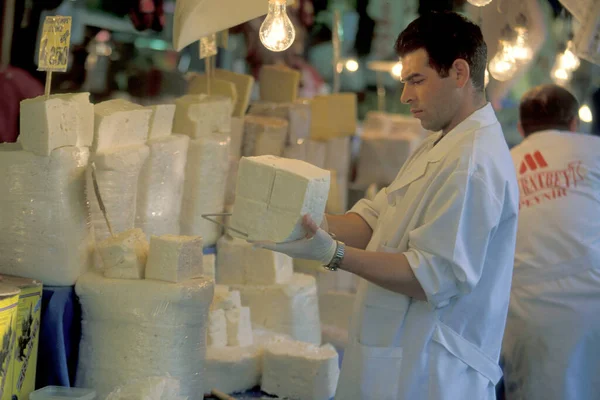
left=502, top=130, right=600, bottom=400
left=335, top=104, right=519, bottom=400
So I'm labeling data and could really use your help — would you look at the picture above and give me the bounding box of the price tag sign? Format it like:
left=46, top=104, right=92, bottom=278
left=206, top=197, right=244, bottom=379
left=38, top=16, right=72, bottom=72
left=217, top=30, right=229, bottom=50
left=199, top=33, right=217, bottom=59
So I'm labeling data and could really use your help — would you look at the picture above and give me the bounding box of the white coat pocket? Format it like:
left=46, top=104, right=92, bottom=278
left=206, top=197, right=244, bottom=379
left=335, top=343, right=403, bottom=400
left=428, top=322, right=502, bottom=399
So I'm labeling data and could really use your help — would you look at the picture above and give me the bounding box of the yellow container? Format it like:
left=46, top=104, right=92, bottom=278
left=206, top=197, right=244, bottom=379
left=1, top=276, right=42, bottom=400
left=0, top=284, right=21, bottom=400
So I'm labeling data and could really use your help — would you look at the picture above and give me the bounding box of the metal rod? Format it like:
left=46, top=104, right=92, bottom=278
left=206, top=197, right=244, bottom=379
left=201, top=213, right=248, bottom=237
left=91, top=163, right=115, bottom=237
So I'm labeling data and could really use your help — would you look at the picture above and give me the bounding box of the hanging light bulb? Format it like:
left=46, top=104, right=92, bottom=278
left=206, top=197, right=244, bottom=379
left=550, top=64, right=571, bottom=86
left=510, top=14, right=533, bottom=64
left=391, top=62, right=403, bottom=80
left=345, top=58, right=359, bottom=72
left=467, top=0, right=493, bottom=6
left=579, top=105, right=593, bottom=123
left=489, top=25, right=518, bottom=81
left=484, top=68, right=490, bottom=88
left=259, top=0, right=296, bottom=52
left=558, top=41, right=581, bottom=71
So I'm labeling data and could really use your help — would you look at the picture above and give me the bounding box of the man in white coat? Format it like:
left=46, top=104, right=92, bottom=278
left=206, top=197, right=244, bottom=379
left=255, top=12, right=519, bottom=399
left=502, top=84, right=600, bottom=400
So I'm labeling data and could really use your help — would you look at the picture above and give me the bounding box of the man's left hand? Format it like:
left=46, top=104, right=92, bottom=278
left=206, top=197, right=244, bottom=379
left=250, top=215, right=337, bottom=265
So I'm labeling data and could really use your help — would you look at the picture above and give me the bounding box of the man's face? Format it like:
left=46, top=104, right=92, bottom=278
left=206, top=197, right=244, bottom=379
left=400, top=49, right=459, bottom=133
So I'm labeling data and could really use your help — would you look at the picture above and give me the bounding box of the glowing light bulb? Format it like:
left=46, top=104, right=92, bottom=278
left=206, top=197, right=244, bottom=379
left=558, top=41, right=580, bottom=71
left=391, top=62, right=403, bottom=80
left=345, top=59, right=359, bottom=72
left=259, top=0, right=295, bottom=52
left=579, top=105, right=593, bottom=123
left=489, top=41, right=517, bottom=81
left=484, top=68, right=490, bottom=88
left=510, top=31, right=533, bottom=64
left=550, top=64, right=571, bottom=86
left=467, top=0, right=493, bottom=6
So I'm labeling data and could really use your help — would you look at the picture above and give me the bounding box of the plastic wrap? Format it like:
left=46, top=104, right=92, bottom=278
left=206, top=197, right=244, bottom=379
left=136, top=135, right=189, bottom=238
left=105, top=377, right=186, bottom=400
left=89, top=145, right=150, bottom=243
left=180, top=135, right=230, bottom=246
left=75, top=272, right=213, bottom=399
left=354, top=131, right=422, bottom=189
left=0, top=144, right=92, bottom=286
left=229, top=273, right=321, bottom=344
left=224, top=156, right=239, bottom=207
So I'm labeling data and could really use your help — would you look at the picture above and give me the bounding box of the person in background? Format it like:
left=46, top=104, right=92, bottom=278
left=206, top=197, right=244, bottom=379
left=254, top=12, right=519, bottom=400
left=502, top=84, right=600, bottom=400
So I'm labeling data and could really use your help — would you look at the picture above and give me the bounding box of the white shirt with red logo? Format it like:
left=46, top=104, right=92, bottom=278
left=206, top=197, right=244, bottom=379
left=502, top=129, right=600, bottom=400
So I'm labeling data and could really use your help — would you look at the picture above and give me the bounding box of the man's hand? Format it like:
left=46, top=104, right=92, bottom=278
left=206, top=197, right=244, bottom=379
left=250, top=215, right=337, bottom=265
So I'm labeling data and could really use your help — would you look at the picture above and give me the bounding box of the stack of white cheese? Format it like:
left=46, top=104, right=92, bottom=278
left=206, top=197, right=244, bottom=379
left=0, top=93, right=94, bottom=285
left=175, top=94, right=232, bottom=246
left=78, top=231, right=211, bottom=398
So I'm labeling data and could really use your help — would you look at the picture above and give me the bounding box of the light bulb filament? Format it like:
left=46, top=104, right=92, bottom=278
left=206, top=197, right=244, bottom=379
left=259, top=0, right=296, bottom=52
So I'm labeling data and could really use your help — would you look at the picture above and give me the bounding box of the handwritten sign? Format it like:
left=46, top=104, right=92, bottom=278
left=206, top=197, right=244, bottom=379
left=199, top=33, right=217, bottom=59
left=38, top=16, right=72, bottom=72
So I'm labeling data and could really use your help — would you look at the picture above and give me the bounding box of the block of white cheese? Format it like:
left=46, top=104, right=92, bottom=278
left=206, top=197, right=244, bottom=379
left=88, top=144, right=150, bottom=242
left=180, top=136, right=230, bottom=246
left=97, top=228, right=149, bottom=280
left=213, top=69, right=255, bottom=117
left=0, top=145, right=92, bottom=286
left=146, top=104, right=176, bottom=139
left=207, top=308, right=228, bottom=348
left=135, top=134, right=189, bottom=239
left=262, top=341, right=340, bottom=400
left=173, top=94, right=232, bottom=138
left=226, top=306, right=253, bottom=347
left=216, top=235, right=293, bottom=285
left=106, top=377, right=185, bottom=400
left=19, top=92, right=94, bottom=155
left=93, top=99, right=152, bottom=152
left=248, top=101, right=311, bottom=145
left=309, top=93, right=357, bottom=141
left=242, top=115, right=288, bottom=157
left=231, top=156, right=330, bottom=242
left=145, top=235, right=203, bottom=283
left=204, top=346, right=262, bottom=395
left=259, top=65, right=301, bottom=103
left=325, top=136, right=352, bottom=179
left=354, top=131, right=423, bottom=189
left=229, top=117, right=244, bottom=159
left=211, top=285, right=242, bottom=311
left=75, top=272, right=214, bottom=399
left=283, top=139, right=327, bottom=169
left=229, top=273, right=321, bottom=344
left=203, top=253, right=216, bottom=281
left=187, top=74, right=238, bottom=111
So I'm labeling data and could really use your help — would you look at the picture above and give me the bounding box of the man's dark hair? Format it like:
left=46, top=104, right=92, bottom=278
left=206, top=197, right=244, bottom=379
left=519, top=84, right=579, bottom=137
left=394, top=12, right=487, bottom=92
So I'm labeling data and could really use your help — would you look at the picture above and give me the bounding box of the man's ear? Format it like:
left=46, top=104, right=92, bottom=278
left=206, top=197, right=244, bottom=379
left=517, top=121, right=525, bottom=138
left=568, top=117, right=579, bottom=132
left=451, top=59, right=470, bottom=89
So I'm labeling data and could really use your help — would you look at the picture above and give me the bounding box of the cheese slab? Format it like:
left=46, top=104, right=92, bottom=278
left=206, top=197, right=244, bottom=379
left=208, top=308, right=228, bottom=348
left=97, top=228, right=149, bottom=280
left=188, top=74, right=238, bottom=112
left=145, top=235, right=203, bottom=283
left=248, top=101, right=311, bottom=145
left=242, top=115, right=288, bottom=157
left=225, top=306, right=253, bottom=347
left=146, top=104, right=176, bottom=140
left=309, top=93, right=357, bottom=140
left=213, top=69, right=255, bottom=117
left=216, top=235, right=293, bottom=285
left=259, top=65, right=301, bottom=103
left=231, top=156, right=330, bottom=242
left=204, top=346, right=262, bottom=395
left=19, top=92, right=94, bottom=155
left=262, top=341, right=340, bottom=400
left=173, top=94, right=232, bottom=138
left=93, top=99, right=152, bottom=152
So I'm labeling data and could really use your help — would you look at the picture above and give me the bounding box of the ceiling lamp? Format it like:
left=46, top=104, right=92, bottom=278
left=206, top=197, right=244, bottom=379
left=259, top=0, right=295, bottom=52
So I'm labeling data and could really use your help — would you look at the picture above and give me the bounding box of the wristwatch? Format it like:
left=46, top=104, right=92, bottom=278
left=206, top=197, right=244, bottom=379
left=324, top=241, right=345, bottom=271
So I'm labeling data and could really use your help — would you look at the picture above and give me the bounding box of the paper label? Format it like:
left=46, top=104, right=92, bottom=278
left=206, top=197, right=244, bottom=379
left=38, top=16, right=72, bottom=72
left=199, top=33, right=217, bottom=59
